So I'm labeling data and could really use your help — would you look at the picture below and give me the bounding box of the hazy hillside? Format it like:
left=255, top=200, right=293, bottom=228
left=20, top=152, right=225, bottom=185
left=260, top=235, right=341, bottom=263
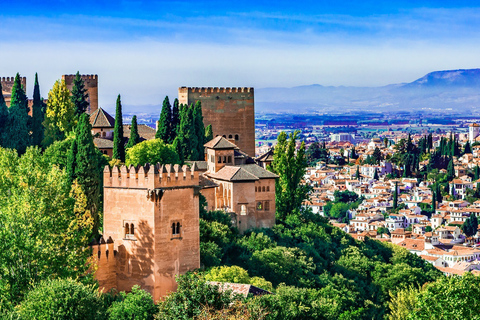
left=256, top=69, right=480, bottom=113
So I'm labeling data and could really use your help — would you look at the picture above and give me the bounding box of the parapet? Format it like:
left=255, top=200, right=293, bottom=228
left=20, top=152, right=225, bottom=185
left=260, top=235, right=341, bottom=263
left=104, top=163, right=200, bottom=189
left=62, top=74, right=98, bottom=80
left=179, top=86, right=254, bottom=94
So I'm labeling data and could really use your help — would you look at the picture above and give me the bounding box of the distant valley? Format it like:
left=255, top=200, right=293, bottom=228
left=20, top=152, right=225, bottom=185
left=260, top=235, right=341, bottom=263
left=256, top=69, right=480, bottom=114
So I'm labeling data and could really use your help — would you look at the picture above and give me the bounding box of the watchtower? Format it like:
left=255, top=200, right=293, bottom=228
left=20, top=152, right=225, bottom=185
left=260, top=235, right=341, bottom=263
left=62, top=74, right=98, bottom=114
left=97, top=163, right=201, bottom=301
left=178, top=87, right=255, bottom=157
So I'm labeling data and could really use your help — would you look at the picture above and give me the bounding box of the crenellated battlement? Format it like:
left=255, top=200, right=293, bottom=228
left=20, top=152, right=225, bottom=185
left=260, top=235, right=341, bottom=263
left=104, top=163, right=200, bottom=189
left=1, top=76, right=26, bottom=82
left=62, top=74, right=97, bottom=80
left=179, top=86, right=254, bottom=94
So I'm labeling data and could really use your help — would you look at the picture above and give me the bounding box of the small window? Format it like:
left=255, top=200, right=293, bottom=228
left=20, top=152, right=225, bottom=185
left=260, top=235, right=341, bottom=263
left=223, top=156, right=227, bottom=163
left=235, top=134, right=239, bottom=140
left=223, top=135, right=226, bottom=138
left=218, top=156, right=221, bottom=163
left=172, top=221, right=181, bottom=237
left=229, top=134, right=233, bottom=139
left=125, top=223, right=129, bottom=238
left=130, top=224, right=134, bottom=236
left=255, top=186, right=257, bottom=192
left=257, top=202, right=263, bottom=210
left=266, top=186, right=270, bottom=192
left=241, top=205, right=247, bottom=216
left=262, top=186, right=266, bottom=192
left=228, top=156, right=232, bottom=163
left=264, top=201, right=270, bottom=211
left=124, top=221, right=135, bottom=240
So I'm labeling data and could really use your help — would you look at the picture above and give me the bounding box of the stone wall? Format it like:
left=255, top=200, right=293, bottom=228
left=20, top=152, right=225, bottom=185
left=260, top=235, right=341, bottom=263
left=178, top=87, right=255, bottom=157
left=1, top=76, right=27, bottom=107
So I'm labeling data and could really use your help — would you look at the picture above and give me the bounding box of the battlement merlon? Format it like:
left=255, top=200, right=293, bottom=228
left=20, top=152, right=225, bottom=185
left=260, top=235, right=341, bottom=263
left=179, top=86, right=254, bottom=94
left=62, top=74, right=98, bottom=81
left=103, top=163, right=200, bottom=189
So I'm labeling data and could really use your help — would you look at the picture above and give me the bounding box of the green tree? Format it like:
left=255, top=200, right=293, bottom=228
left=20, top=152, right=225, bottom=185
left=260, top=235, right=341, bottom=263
left=156, top=96, right=172, bottom=142
left=0, top=81, right=8, bottom=146
left=17, top=278, right=104, bottom=320
left=373, top=167, right=379, bottom=180
left=31, top=73, right=46, bottom=147
left=393, top=181, right=398, bottom=209
left=156, top=273, right=241, bottom=320
left=43, top=79, right=75, bottom=146
left=125, top=138, right=180, bottom=167
left=269, top=131, right=310, bottom=220
left=447, top=157, right=455, bottom=181
left=170, top=98, right=180, bottom=142
left=107, top=285, right=157, bottom=320
left=355, top=165, right=360, bottom=179
left=205, top=124, right=213, bottom=142
left=113, top=94, right=125, bottom=162
left=70, top=71, right=89, bottom=117
left=205, top=265, right=251, bottom=284
left=125, top=115, right=140, bottom=149
left=408, top=273, right=480, bottom=320
left=372, top=146, right=383, bottom=165
left=464, top=140, right=472, bottom=155
left=66, top=138, right=78, bottom=187
left=387, top=286, right=419, bottom=320
left=0, top=148, right=94, bottom=309
left=75, top=113, right=103, bottom=235
left=4, top=73, right=30, bottom=154
left=193, top=100, right=205, bottom=158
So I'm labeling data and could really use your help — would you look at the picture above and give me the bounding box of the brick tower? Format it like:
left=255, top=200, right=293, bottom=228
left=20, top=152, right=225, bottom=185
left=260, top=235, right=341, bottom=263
left=96, top=163, right=201, bottom=301
left=62, top=74, right=99, bottom=114
left=178, top=87, right=255, bottom=157
left=1, top=76, right=27, bottom=107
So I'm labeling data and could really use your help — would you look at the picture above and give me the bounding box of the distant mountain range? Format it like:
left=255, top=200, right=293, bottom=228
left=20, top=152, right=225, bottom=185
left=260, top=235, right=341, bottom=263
left=256, top=69, right=480, bottom=114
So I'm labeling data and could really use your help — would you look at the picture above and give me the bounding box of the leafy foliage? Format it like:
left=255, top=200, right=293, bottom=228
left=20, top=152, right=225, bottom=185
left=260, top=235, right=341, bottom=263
left=107, top=285, right=157, bottom=320
left=125, top=138, right=180, bottom=167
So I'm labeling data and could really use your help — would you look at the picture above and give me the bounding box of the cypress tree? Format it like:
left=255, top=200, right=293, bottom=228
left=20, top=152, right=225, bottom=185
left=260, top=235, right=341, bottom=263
left=475, top=165, right=480, bottom=181
left=4, top=73, right=29, bottom=154
left=393, top=181, right=398, bottom=209
left=113, top=94, right=125, bottom=162
left=75, top=113, right=102, bottom=235
left=431, top=191, right=436, bottom=211
left=373, top=167, right=379, bottom=180
left=156, top=96, right=172, bottom=142
left=464, top=141, right=472, bottom=155
left=0, top=81, right=8, bottom=145
left=125, top=115, right=140, bottom=149
left=66, top=138, right=78, bottom=187
left=355, top=165, right=360, bottom=180
left=436, top=184, right=443, bottom=204
left=193, top=101, right=205, bottom=159
left=451, top=184, right=456, bottom=199
left=170, top=98, right=180, bottom=143
left=70, top=71, right=89, bottom=116
left=205, top=124, right=213, bottom=142
left=31, top=73, right=46, bottom=147
left=186, top=104, right=199, bottom=161
left=447, top=157, right=455, bottom=181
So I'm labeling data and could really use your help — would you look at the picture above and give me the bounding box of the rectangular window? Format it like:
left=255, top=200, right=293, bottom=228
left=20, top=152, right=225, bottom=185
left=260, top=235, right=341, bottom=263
left=264, top=201, right=270, bottom=211
left=218, top=156, right=221, bottom=163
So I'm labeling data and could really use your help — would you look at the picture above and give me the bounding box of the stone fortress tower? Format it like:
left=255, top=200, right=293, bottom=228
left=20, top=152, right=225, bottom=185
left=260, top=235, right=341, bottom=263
left=1, top=76, right=27, bottom=107
left=95, top=164, right=201, bottom=301
left=62, top=74, right=99, bottom=114
left=178, top=87, right=255, bottom=157
left=469, top=123, right=480, bottom=144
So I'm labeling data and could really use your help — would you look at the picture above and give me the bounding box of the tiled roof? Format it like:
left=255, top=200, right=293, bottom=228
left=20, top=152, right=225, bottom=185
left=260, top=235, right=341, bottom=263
left=236, top=164, right=278, bottom=179
left=93, top=137, right=114, bottom=149
left=204, top=136, right=238, bottom=149
left=90, top=107, right=115, bottom=128
left=208, top=166, right=259, bottom=181
left=123, top=124, right=156, bottom=141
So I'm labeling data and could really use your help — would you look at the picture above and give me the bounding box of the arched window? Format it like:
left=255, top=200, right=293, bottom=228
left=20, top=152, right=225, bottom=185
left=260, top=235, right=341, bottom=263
left=262, top=186, right=266, bottom=192
left=125, top=223, right=129, bottom=238
left=229, top=134, right=233, bottom=139
left=176, top=222, right=181, bottom=235
left=255, top=186, right=257, bottom=192
left=227, top=156, right=232, bottom=163
left=218, top=156, right=221, bottom=163
left=266, top=186, right=270, bottom=192
left=171, top=223, right=176, bottom=235
left=223, top=156, right=227, bottom=163
left=223, top=135, right=226, bottom=138
left=241, top=205, right=247, bottom=216
left=264, top=201, right=270, bottom=211
left=130, top=224, right=134, bottom=236
left=235, top=134, right=239, bottom=140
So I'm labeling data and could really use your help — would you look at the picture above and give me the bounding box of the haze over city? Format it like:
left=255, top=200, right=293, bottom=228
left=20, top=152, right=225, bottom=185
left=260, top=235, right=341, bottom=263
left=2, top=0, right=480, bottom=111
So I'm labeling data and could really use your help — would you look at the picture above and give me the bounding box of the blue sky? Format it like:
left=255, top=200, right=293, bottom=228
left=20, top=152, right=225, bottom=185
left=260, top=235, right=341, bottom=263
left=2, top=1, right=480, bottom=111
